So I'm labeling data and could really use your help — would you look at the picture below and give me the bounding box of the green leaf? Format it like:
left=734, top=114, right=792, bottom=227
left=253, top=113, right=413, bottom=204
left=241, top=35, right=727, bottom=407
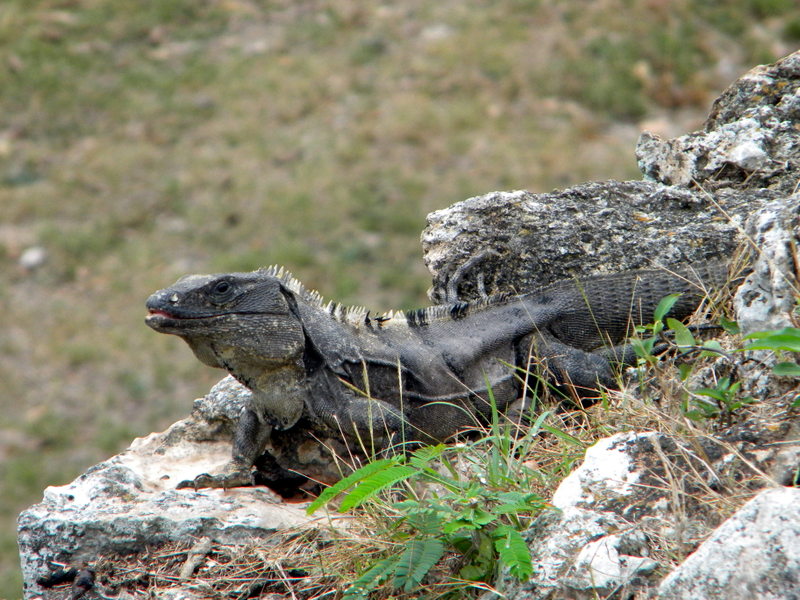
left=773, top=362, right=800, bottom=377
left=654, top=293, right=682, bottom=322
left=678, top=363, right=694, bottom=381
left=462, top=507, right=496, bottom=526
left=394, top=499, right=421, bottom=512
left=408, top=444, right=446, bottom=469
left=742, top=326, right=800, bottom=340
left=694, top=388, right=724, bottom=401
left=527, top=409, right=553, bottom=435
left=742, top=327, right=800, bottom=352
left=493, top=525, right=533, bottom=581
left=306, top=457, right=399, bottom=514
left=632, top=336, right=658, bottom=361
left=699, top=340, right=725, bottom=358
left=684, top=408, right=713, bottom=421
left=339, top=465, right=417, bottom=512
left=690, top=394, right=722, bottom=410
left=719, top=316, right=740, bottom=335
left=305, top=461, right=390, bottom=515
left=494, top=491, right=546, bottom=514
left=540, top=423, right=584, bottom=446
left=666, top=317, right=695, bottom=348
left=459, top=563, right=490, bottom=581
left=405, top=507, right=450, bottom=536
left=442, top=518, right=481, bottom=534
left=393, top=537, right=445, bottom=592
left=344, top=555, right=399, bottom=599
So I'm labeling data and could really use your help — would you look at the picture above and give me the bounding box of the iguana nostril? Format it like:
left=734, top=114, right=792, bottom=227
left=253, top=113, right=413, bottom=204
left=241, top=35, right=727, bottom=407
left=170, top=293, right=179, bottom=303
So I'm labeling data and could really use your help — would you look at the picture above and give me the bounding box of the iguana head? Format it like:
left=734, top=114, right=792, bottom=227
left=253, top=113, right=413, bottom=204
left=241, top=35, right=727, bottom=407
left=145, top=271, right=306, bottom=370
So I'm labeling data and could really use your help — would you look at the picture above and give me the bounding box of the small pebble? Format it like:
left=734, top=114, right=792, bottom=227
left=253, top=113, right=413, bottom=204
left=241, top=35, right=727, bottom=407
left=19, top=246, right=47, bottom=270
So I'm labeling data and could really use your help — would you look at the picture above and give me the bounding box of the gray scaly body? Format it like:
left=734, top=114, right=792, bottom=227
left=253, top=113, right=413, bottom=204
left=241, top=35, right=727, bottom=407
left=145, top=262, right=731, bottom=489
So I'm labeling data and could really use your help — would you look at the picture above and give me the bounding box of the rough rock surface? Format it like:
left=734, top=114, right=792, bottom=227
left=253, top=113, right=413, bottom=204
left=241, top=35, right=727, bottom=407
left=488, top=433, right=663, bottom=600
left=487, top=507, right=652, bottom=600
left=17, top=377, right=342, bottom=600
left=491, top=429, right=800, bottom=600
left=734, top=193, right=800, bottom=334
left=638, top=51, right=800, bottom=192
left=421, top=183, right=776, bottom=302
left=422, top=51, right=800, bottom=303
left=658, top=487, right=800, bottom=600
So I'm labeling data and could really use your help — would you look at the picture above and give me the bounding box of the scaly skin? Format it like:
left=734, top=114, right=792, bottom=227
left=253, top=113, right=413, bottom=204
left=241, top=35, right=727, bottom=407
left=145, top=262, right=734, bottom=489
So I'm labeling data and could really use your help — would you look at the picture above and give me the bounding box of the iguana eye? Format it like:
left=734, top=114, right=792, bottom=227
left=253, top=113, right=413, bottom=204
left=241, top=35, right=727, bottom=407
left=212, top=280, right=232, bottom=296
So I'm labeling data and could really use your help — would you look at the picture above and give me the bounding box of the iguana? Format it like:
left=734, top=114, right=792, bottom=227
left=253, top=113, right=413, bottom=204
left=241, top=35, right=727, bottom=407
left=145, top=261, right=732, bottom=490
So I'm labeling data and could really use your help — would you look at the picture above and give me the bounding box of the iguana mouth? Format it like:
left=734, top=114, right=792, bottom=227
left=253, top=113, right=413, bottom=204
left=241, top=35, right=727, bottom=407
left=145, top=309, right=235, bottom=327
left=145, top=310, right=185, bottom=330
left=145, top=309, right=216, bottom=327
left=147, top=309, right=177, bottom=319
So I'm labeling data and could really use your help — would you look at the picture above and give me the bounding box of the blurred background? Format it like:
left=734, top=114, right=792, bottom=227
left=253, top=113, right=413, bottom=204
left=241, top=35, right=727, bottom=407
left=1, top=0, right=797, bottom=595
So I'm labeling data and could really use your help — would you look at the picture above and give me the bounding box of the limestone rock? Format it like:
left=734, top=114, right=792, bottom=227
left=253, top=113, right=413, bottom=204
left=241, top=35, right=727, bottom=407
left=658, top=487, right=800, bottom=600
left=493, top=428, right=800, bottom=600
left=567, top=533, right=659, bottom=595
left=421, top=183, right=779, bottom=302
left=491, top=433, right=671, bottom=600
left=423, top=50, right=800, bottom=303
left=637, top=51, right=800, bottom=192
left=550, top=432, right=653, bottom=510
left=734, top=193, right=800, bottom=335
left=488, top=507, right=631, bottom=600
left=17, top=376, right=342, bottom=599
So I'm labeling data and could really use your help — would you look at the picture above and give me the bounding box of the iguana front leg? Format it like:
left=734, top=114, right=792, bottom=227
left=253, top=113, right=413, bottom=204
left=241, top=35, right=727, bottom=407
left=308, top=371, right=410, bottom=451
left=177, top=407, right=272, bottom=490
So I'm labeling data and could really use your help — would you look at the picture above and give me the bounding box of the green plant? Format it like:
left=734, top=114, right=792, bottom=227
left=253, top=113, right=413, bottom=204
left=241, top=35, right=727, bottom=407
left=308, top=444, right=547, bottom=597
left=306, top=390, right=559, bottom=598
left=742, top=327, right=800, bottom=377
left=632, top=294, right=739, bottom=367
left=629, top=293, right=759, bottom=422
left=742, top=327, right=800, bottom=409
left=685, top=376, right=754, bottom=422
left=632, top=293, right=684, bottom=366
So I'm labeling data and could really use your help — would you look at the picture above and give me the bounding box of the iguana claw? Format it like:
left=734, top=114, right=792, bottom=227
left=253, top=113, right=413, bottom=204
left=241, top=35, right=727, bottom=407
left=176, top=466, right=255, bottom=490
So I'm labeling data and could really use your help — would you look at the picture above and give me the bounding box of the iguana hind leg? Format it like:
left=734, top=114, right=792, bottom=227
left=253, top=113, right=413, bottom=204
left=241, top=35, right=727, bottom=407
left=520, top=332, right=617, bottom=401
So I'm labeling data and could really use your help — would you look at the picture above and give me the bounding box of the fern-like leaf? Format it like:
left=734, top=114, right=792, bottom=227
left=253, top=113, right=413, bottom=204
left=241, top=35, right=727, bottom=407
left=493, top=525, right=533, bottom=581
left=339, top=464, right=417, bottom=511
left=393, top=537, right=445, bottom=592
left=408, top=443, right=446, bottom=469
left=306, top=457, right=399, bottom=514
left=344, top=555, right=399, bottom=599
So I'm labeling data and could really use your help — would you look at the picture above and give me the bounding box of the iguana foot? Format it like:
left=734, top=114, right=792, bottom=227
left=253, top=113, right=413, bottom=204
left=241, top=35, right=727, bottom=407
left=176, top=464, right=254, bottom=490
